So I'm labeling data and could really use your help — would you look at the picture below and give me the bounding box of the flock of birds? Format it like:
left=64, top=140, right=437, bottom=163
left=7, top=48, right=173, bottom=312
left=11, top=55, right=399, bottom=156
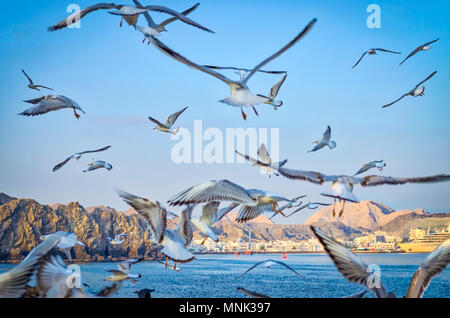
left=3, top=1, right=450, bottom=298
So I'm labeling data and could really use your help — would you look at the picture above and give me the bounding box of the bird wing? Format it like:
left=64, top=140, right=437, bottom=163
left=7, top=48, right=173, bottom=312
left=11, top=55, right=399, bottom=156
left=243, top=18, right=317, bottom=84
left=202, top=65, right=286, bottom=74
left=353, top=165, right=373, bottom=176
left=166, top=106, right=188, bottom=127
left=118, top=257, right=144, bottom=273
left=168, top=180, right=256, bottom=206
left=158, top=2, right=200, bottom=28
left=52, top=156, right=73, bottom=172
left=277, top=167, right=327, bottom=184
left=116, top=189, right=167, bottom=244
left=237, top=259, right=302, bottom=279
left=399, top=47, right=421, bottom=65
left=257, top=144, right=272, bottom=164
left=148, top=116, right=168, bottom=128
left=352, top=51, right=368, bottom=68
left=311, top=226, right=388, bottom=298
left=321, top=125, right=332, bottom=143
left=269, top=74, right=287, bottom=99
left=18, top=100, right=67, bottom=117
left=47, top=3, right=118, bottom=31
left=237, top=287, right=271, bottom=298
left=21, top=69, right=34, bottom=85
left=79, top=145, right=112, bottom=155
left=23, top=96, right=47, bottom=104
left=423, top=38, right=440, bottom=46
left=215, top=203, right=240, bottom=223
left=414, top=71, right=437, bottom=89
left=175, top=205, right=195, bottom=244
left=34, top=85, right=54, bottom=90
left=200, top=201, right=221, bottom=225
left=235, top=150, right=267, bottom=167
left=149, top=36, right=236, bottom=86
left=381, top=93, right=409, bottom=108
left=360, top=174, right=450, bottom=187
left=132, top=0, right=157, bottom=27
left=95, top=283, right=120, bottom=297
left=235, top=205, right=273, bottom=223
left=405, top=239, right=450, bottom=298
left=36, top=253, right=72, bottom=297
left=285, top=204, right=308, bottom=217
left=373, top=48, right=401, bottom=54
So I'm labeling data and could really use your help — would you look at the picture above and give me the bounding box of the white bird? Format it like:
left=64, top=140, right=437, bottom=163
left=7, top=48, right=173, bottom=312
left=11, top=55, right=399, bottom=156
left=190, top=202, right=239, bottom=244
left=53, top=146, right=111, bottom=172
left=19, top=95, right=85, bottom=119
left=382, top=71, right=437, bottom=108
left=167, top=179, right=293, bottom=223
left=0, top=232, right=65, bottom=298
left=40, top=232, right=85, bottom=261
left=400, top=38, right=439, bottom=65
left=104, top=257, right=144, bottom=283
left=149, top=19, right=317, bottom=120
left=237, top=259, right=302, bottom=279
left=235, top=143, right=288, bottom=178
left=261, top=73, right=288, bottom=109
left=134, top=0, right=200, bottom=44
left=311, top=226, right=450, bottom=298
left=354, top=160, right=386, bottom=176
left=277, top=166, right=450, bottom=217
left=47, top=3, right=214, bottom=33
left=83, top=160, right=113, bottom=172
left=107, top=233, right=129, bottom=245
left=37, top=253, right=120, bottom=298
left=21, top=69, right=53, bottom=91
left=308, top=125, right=336, bottom=153
left=352, top=48, right=401, bottom=68
left=202, top=65, right=287, bottom=81
left=116, top=189, right=195, bottom=269
left=148, top=106, right=188, bottom=135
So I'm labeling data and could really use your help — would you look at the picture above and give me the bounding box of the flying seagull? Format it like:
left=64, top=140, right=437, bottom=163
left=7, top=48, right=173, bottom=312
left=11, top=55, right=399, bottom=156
left=21, top=69, right=53, bottom=91
left=134, top=0, right=200, bottom=43
left=53, top=146, right=111, bottom=172
left=382, top=71, right=437, bottom=108
left=148, top=18, right=317, bottom=120
left=202, top=65, right=287, bottom=81
left=104, top=257, right=144, bottom=283
left=167, top=179, right=293, bottom=223
left=400, top=38, right=439, bottom=65
left=281, top=201, right=332, bottom=218
left=308, top=125, right=336, bottom=152
left=40, top=232, right=84, bottom=262
left=148, top=106, right=188, bottom=135
left=37, top=253, right=121, bottom=298
left=237, top=259, right=302, bottom=279
left=47, top=3, right=214, bottom=33
left=311, top=226, right=450, bottom=298
left=0, top=232, right=65, bottom=298
left=107, top=233, right=128, bottom=245
left=83, top=160, right=113, bottom=172
left=260, top=74, right=288, bottom=109
left=354, top=160, right=386, bottom=176
left=268, top=197, right=307, bottom=220
left=19, top=95, right=85, bottom=119
left=276, top=165, right=450, bottom=217
left=237, top=287, right=271, bottom=298
left=352, top=48, right=401, bottom=68
left=116, top=189, right=195, bottom=269
left=235, top=143, right=288, bottom=178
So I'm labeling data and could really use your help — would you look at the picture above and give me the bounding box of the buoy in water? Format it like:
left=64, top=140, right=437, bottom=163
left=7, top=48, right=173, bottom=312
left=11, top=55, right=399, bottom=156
left=282, top=252, right=287, bottom=259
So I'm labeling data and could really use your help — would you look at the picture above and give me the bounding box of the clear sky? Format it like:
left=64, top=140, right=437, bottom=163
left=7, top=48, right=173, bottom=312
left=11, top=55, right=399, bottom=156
left=0, top=0, right=449, bottom=224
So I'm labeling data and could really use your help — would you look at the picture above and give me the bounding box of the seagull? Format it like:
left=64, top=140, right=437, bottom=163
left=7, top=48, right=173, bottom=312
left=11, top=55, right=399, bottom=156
left=149, top=19, right=317, bottom=120
left=107, top=233, right=128, bottom=245
left=18, top=95, right=85, bottom=119
left=237, top=259, right=302, bottom=279
left=311, top=226, right=450, bottom=298
left=277, top=165, right=450, bottom=217
left=134, top=288, right=155, bottom=298
left=268, top=196, right=307, bottom=220
left=47, top=3, right=214, bottom=33
left=37, top=253, right=120, bottom=298
left=259, top=74, right=288, bottom=110
left=400, top=38, right=439, bottom=65
left=354, top=160, right=386, bottom=176
left=190, top=202, right=239, bottom=244
left=237, top=287, right=271, bottom=298
left=40, top=232, right=84, bottom=262
left=53, top=146, right=111, bottom=172
left=83, top=160, right=113, bottom=172
left=235, top=143, right=288, bottom=178
left=308, top=125, right=336, bottom=152
left=202, top=65, right=287, bottom=81
left=104, top=257, right=144, bottom=283
left=352, top=48, right=401, bottom=68
left=0, top=232, right=65, bottom=298
left=382, top=71, right=437, bottom=108
left=116, top=189, right=195, bottom=269
left=273, top=201, right=331, bottom=219
left=148, top=106, right=188, bottom=135
left=134, top=0, right=200, bottom=44
left=167, top=179, right=293, bottom=223
left=21, top=69, right=53, bottom=91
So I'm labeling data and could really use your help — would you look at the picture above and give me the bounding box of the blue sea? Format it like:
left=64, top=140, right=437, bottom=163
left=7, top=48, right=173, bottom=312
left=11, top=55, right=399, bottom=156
left=1, top=253, right=449, bottom=298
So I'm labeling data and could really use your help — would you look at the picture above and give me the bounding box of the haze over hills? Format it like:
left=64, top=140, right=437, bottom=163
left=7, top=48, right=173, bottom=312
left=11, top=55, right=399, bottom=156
left=0, top=192, right=448, bottom=261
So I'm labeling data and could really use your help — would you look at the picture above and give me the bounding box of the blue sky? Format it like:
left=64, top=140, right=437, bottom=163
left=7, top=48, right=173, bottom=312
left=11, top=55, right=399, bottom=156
left=0, top=0, right=449, bottom=224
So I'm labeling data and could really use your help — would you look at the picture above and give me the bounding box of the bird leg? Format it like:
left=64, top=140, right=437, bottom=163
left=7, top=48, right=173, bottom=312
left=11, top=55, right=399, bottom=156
left=200, top=235, right=209, bottom=245
left=120, top=18, right=123, bottom=27
left=142, top=37, right=146, bottom=43
left=164, top=257, right=168, bottom=269
left=339, top=200, right=346, bottom=217
left=252, top=106, right=259, bottom=116
left=173, top=263, right=177, bottom=271
left=332, top=198, right=336, bottom=217
left=271, top=202, right=285, bottom=216
left=73, top=108, right=80, bottom=119
left=241, top=108, right=247, bottom=120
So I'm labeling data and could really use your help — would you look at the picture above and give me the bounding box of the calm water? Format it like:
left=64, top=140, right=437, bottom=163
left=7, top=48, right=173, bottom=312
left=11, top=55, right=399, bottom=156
left=1, top=253, right=449, bottom=298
